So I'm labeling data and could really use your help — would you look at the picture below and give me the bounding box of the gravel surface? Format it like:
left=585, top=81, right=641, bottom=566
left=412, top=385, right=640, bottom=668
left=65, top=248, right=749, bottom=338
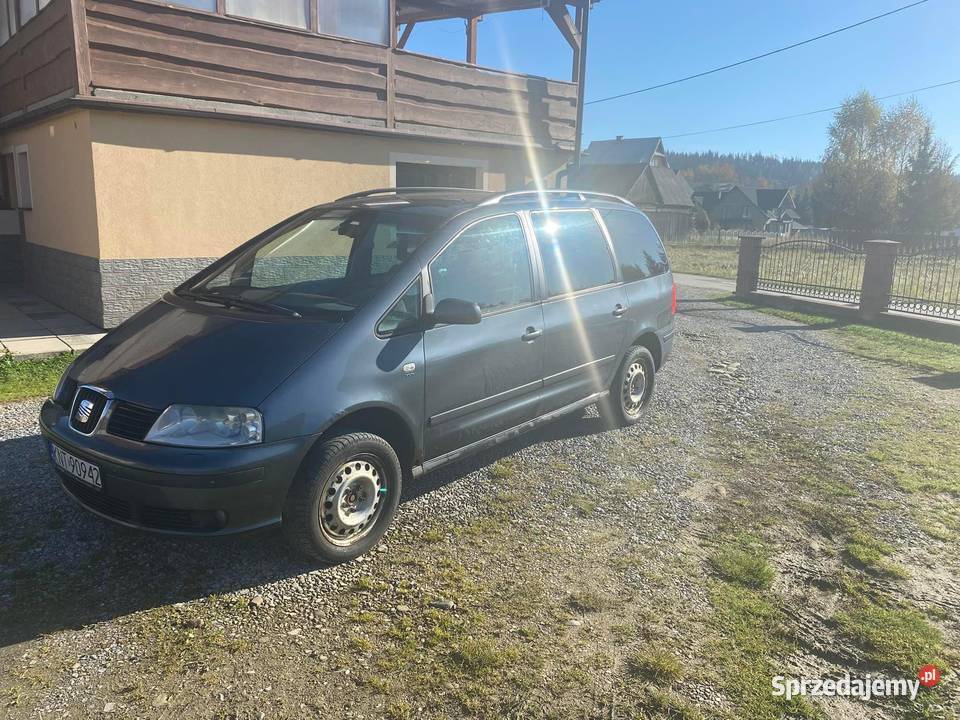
left=0, top=285, right=956, bottom=719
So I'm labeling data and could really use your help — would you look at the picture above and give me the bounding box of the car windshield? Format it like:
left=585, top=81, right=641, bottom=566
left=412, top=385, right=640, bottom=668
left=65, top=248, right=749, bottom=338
left=184, top=206, right=450, bottom=317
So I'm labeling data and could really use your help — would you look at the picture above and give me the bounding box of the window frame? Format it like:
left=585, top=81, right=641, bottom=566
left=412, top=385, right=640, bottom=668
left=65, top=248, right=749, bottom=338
left=427, top=211, right=538, bottom=320
left=526, top=208, right=620, bottom=302
left=376, top=274, right=423, bottom=339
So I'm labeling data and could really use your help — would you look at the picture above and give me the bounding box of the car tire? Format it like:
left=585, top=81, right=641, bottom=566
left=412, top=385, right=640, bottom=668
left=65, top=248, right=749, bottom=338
left=600, top=345, right=657, bottom=427
left=283, top=432, right=402, bottom=564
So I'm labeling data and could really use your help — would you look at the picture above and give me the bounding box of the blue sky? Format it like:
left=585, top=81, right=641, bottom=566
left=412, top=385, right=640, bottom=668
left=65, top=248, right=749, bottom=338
left=405, top=0, right=960, bottom=161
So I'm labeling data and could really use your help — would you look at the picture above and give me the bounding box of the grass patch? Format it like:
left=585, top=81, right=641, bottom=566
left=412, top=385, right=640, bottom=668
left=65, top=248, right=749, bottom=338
left=570, top=496, right=596, bottom=517
left=707, top=583, right=818, bottom=720
left=664, top=244, right=739, bottom=280
left=865, top=408, right=960, bottom=496
left=488, top=458, right=518, bottom=480
left=567, top=588, right=616, bottom=613
left=836, top=601, right=947, bottom=674
left=843, top=530, right=908, bottom=578
left=626, top=648, right=684, bottom=685
left=449, top=638, right=516, bottom=676
left=635, top=686, right=703, bottom=720
left=708, top=540, right=775, bottom=590
left=719, top=299, right=960, bottom=374
left=0, top=352, right=73, bottom=403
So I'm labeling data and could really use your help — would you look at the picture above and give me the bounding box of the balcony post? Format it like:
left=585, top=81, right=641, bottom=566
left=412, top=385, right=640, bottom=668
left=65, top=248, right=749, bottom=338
left=466, top=17, right=478, bottom=64
left=573, top=0, right=590, bottom=170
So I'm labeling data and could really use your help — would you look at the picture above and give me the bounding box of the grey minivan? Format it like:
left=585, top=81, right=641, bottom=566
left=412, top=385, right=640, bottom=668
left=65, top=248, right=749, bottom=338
left=40, top=189, right=676, bottom=563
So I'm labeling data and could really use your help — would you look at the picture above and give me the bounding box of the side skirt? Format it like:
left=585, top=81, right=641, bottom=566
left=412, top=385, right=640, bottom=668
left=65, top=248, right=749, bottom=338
left=412, top=390, right=608, bottom=478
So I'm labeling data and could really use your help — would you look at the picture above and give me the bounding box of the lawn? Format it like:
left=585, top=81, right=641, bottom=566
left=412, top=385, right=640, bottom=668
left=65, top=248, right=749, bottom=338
left=664, top=244, right=739, bottom=279
left=0, top=352, right=72, bottom=403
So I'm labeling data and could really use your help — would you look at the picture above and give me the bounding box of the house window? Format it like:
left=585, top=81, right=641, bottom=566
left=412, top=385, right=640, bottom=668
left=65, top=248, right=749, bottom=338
left=319, top=0, right=389, bottom=45
left=16, top=148, right=31, bottom=209
left=2, top=147, right=32, bottom=209
left=225, top=0, right=309, bottom=29
left=741, top=206, right=751, bottom=220
left=396, top=162, right=480, bottom=189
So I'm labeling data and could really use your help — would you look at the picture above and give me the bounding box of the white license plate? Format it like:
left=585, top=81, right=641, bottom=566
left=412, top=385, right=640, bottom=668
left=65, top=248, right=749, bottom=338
left=50, top=443, right=102, bottom=490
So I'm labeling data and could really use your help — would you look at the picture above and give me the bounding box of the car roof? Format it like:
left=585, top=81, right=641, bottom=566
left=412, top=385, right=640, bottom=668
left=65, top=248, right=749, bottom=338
left=324, top=187, right=637, bottom=215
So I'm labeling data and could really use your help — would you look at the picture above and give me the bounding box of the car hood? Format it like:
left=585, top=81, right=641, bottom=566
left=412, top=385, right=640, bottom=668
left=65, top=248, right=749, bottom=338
left=72, top=297, right=343, bottom=409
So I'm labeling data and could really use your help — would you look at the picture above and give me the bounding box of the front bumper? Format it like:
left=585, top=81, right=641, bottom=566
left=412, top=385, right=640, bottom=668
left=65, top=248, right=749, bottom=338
left=39, top=400, right=315, bottom=535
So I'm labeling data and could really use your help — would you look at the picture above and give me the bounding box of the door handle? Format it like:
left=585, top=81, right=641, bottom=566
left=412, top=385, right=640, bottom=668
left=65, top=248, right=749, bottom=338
left=613, top=304, right=628, bottom=318
left=522, top=326, right=543, bottom=342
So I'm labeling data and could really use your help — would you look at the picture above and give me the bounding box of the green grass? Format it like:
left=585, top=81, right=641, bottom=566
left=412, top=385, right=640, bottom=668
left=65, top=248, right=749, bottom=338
left=0, top=352, right=73, bottom=403
left=708, top=540, right=775, bottom=590
left=626, top=648, right=684, bottom=684
left=836, top=601, right=947, bottom=674
left=449, top=638, right=517, bottom=676
left=720, top=299, right=960, bottom=374
left=664, top=244, right=739, bottom=279
left=843, top=530, right=908, bottom=578
left=865, top=408, right=960, bottom=497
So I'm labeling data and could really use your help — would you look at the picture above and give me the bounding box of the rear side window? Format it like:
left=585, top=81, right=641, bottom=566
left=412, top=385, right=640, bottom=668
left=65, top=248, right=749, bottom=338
left=431, top=215, right=533, bottom=313
left=531, top=211, right=615, bottom=296
left=600, top=210, right=670, bottom=281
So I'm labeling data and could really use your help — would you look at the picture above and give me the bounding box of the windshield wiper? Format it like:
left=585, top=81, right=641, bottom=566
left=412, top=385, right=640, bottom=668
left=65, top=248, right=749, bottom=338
left=178, top=290, right=302, bottom=318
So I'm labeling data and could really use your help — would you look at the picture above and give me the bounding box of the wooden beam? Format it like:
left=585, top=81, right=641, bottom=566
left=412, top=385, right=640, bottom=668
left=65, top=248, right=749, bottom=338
left=465, top=16, right=478, bottom=65
left=388, top=0, right=397, bottom=127
left=574, top=0, right=590, bottom=169
left=545, top=0, right=580, bottom=52
left=397, top=22, right=416, bottom=49
left=70, top=0, right=92, bottom=96
left=571, top=2, right=583, bottom=82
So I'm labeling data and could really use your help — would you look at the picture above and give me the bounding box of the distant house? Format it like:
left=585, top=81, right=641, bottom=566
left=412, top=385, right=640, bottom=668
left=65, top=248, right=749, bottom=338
left=569, top=137, right=696, bottom=243
left=693, top=184, right=800, bottom=233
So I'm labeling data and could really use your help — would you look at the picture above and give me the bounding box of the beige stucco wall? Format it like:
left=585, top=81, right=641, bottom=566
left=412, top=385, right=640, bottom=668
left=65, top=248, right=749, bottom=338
left=0, top=110, right=100, bottom=258
left=88, top=111, right=567, bottom=261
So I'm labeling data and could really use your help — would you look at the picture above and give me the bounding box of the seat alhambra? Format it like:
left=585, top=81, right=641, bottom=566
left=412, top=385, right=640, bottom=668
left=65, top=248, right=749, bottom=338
left=40, top=188, right=676, bottom=563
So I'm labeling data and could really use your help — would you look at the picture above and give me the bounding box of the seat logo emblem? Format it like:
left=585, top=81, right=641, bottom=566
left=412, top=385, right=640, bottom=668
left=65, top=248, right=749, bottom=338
left=76, top=399, right=95, bottom=424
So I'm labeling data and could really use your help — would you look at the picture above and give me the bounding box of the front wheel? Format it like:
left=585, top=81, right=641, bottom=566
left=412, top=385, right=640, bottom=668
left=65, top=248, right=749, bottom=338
left=600, top=345, right=657, bottom=427
left=283, top=432, right=402, bottom=564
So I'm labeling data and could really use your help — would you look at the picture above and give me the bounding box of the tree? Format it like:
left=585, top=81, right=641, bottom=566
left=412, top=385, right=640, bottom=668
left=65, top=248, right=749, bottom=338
left=898, top=126, right=960, bottom=234
left=811, top=92, right=896, bottom=232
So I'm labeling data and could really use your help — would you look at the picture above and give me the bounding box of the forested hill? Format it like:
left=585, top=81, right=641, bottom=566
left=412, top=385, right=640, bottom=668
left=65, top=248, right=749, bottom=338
left=667, top=151, right=821, bottom=189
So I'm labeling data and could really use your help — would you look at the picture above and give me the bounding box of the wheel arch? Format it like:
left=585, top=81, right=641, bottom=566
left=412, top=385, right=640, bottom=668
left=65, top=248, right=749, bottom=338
left=629, top=330, right=663, bottom=369
left=314, top=404, right=419, bottom=474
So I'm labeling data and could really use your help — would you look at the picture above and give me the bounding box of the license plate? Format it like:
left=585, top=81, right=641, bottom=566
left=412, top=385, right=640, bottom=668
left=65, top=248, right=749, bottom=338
left=50, top=443, right=102, bottom=490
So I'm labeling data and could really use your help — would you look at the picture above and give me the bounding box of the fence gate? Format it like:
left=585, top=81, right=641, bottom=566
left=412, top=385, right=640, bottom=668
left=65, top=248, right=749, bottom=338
left=757, top=239, right=866, bottom=304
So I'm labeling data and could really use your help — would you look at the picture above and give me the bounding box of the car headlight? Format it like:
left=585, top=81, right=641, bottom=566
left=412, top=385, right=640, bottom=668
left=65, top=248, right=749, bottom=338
left=145, top=405, right=263, bottom=447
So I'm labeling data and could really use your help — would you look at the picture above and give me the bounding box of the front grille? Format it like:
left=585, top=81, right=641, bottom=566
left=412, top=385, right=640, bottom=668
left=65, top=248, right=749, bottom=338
left=56, top=378, right=78, bottom=408
left=107, top=402, right=162, bottom=441
left=69, top=387, right=109, bottom=435
left=61, top=474, right=133, bottom=521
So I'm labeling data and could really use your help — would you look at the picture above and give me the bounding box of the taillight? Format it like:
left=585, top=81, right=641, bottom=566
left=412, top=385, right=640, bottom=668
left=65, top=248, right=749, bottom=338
left=671, top=282, right=678, bottom=315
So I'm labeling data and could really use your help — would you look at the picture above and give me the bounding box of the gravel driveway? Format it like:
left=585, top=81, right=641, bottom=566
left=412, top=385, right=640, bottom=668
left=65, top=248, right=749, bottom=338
left=1, top=285, right=957, bottom=719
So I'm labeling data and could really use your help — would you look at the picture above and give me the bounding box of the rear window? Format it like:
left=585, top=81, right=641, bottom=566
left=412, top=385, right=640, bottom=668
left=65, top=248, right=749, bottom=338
left=599, top=210, right=670, bottom=282
left=531, top=211, right=616, bottom=296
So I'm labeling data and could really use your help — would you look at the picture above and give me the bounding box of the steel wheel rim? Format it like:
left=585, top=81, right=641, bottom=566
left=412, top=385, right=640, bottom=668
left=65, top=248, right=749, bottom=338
left=621, top=361, right=648, bottom=418
left=319, top=456, right=385, bottom=547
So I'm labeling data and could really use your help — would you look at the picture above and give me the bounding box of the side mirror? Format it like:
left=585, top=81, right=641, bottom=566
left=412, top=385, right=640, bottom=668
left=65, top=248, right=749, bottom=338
left=432, top=297, right=482, bottom=326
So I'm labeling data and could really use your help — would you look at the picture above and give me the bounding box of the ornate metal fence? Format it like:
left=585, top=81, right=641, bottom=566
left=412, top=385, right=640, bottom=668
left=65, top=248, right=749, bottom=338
left=887, top=239, right=960, bottom=320
left=757, top=239, right=867, bottom=304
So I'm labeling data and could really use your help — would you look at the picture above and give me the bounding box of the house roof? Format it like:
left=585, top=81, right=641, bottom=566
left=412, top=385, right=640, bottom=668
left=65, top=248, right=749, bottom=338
left=754, top=188, right=790, bottom=212
left=568, top=164, right=640, bottom=196
left=646, top=166, right=695, bottom=208
left=581, top=137, right=664, bottom=166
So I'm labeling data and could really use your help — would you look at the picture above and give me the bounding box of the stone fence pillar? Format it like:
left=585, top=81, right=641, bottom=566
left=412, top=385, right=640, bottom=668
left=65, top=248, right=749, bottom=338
left=859, top=240, right=900, bottom=319
left=735, top=235, right=763, bottom=297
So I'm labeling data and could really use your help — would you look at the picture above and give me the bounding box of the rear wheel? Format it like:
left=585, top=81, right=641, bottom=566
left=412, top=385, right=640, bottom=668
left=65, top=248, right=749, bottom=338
left=600, top=345, right=656, bottom=427
left=283, top=432, right=401, bottom=564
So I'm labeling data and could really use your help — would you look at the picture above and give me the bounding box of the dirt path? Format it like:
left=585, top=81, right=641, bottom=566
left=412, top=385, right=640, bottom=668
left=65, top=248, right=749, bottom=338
left=1, top=288, right=957, bottom=719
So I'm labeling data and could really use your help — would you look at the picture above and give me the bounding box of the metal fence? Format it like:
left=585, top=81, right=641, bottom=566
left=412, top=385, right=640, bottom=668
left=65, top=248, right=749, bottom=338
left=887, top=239, right=960, bottom=320
left=757, top=239, right=866, bottom=304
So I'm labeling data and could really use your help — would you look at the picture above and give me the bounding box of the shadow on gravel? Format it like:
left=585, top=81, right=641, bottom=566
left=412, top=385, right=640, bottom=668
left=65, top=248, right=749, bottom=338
left=912, top=371, right=960, bottom=390
left=0, top=411, right=614, bottom=649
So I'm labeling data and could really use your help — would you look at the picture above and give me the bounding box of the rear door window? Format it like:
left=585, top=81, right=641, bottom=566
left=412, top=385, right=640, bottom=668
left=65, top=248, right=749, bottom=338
left=531, top=211, right=616, bottom=296
left=599, top=210, right=670, bottom=282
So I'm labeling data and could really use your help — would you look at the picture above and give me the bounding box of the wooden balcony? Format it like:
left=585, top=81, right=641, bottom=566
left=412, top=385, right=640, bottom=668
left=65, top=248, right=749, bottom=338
left=0, top=0, right=584, bottom=151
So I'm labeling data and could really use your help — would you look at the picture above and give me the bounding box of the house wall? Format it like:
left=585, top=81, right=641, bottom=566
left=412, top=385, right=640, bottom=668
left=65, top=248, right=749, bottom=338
left=7, top=107, right=566, bottom=327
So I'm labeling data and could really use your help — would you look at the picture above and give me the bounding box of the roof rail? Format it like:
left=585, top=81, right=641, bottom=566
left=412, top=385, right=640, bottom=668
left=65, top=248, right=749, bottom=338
left=336, top=187, right=492, bottom=202
left=478, top=190, right=635, bottom=207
